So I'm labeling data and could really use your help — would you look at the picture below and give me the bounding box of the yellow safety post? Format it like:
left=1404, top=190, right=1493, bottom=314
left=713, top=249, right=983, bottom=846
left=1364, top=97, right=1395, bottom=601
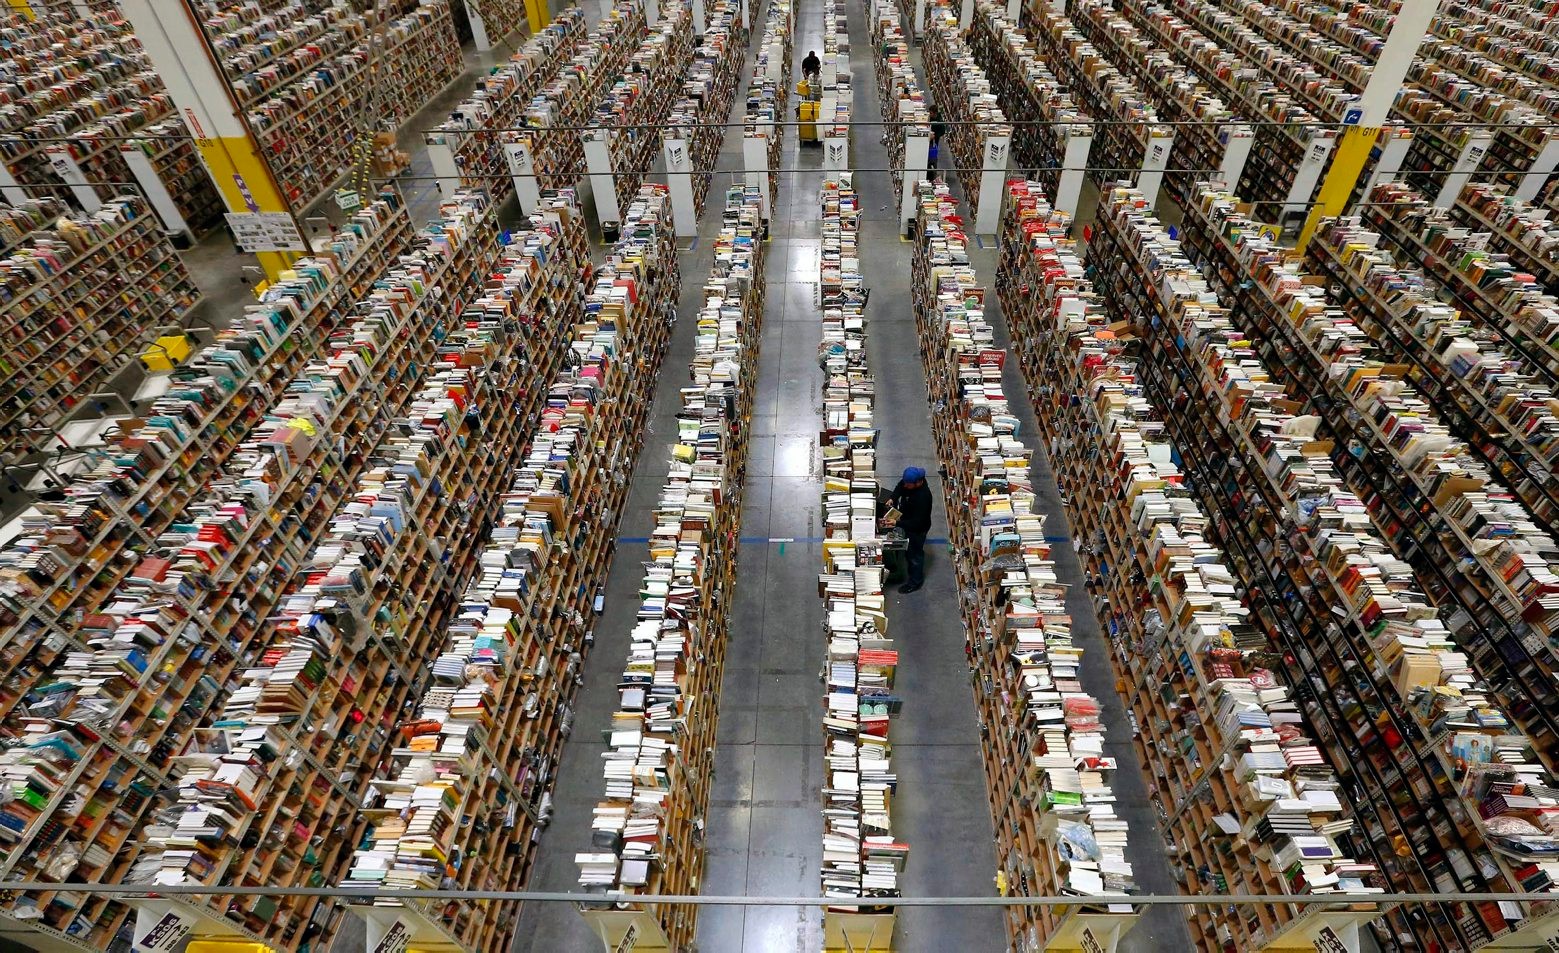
left=5, top=0, right=33, bottom=19
left=1295, top=0, right=1443, bottom=253
left=118, top=0, right=304, bottom=282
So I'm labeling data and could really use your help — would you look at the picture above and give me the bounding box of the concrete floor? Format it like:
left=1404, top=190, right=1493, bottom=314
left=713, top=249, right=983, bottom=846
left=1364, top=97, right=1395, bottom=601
left=4, top=3, right=1202, bottom=948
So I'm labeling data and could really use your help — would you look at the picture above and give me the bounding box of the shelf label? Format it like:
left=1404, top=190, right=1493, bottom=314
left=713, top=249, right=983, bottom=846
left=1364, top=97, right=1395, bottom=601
left=336, top=188, right=363, bottom=212
left=1080, top=926, right=1106, bottom=953
left=225, top=212, right=307, bottom=253
left=132, top=905, right=196, bottom=953
left=614, top=922, right=639, bottom=953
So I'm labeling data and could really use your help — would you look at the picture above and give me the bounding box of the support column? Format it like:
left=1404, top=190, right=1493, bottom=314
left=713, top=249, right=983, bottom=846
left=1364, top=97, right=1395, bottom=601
left=975, top=132, right=1011, bottom=235
left=121, top=145, right=192, bottom=242
left=1138, top=128, right=1173, bottom=211
left=584, top=131, right=620, bottom=238
left=744, top=128, right=772, bottom=222
left=425, top=135, right=461, bottom=197
left=901, top=130, right=930, bottom=234
left=1218, top=123, right=1255, bottom=192
left=1056, top=125, right=1092, bottom=220
left=1434, top=129, right=1493, bottom=208
left=0, top=162, right=28, bottom=205
left=463, top=0, right=493, bottom=50
left=523, top=0, right=550, bottom=32
left=663, top=135, right=697, bottom=238
left=119, top=0, right=303, bottom=281
left=1516, top=133, right=1559, bottom=203
left=44, top=147, right=101, bottom=213
left=1297, top=0, right=1443, bottom=251
left=1283, top=129, right=1338, bottom=228
left=504, top=139, right=543, bottom=215
left=1362, top=126, right=1414, bottom=199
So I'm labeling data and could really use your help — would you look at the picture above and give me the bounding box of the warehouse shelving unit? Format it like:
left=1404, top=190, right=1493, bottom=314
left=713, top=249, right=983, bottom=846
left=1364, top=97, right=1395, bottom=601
left=577, top=184, right=765, bottom=950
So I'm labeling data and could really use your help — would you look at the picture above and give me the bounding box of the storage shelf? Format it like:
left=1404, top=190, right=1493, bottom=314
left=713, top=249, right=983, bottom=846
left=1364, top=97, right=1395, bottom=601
left=578, top=184, right=765, bottom=950
left=916, top=178, right=1138, bottom=946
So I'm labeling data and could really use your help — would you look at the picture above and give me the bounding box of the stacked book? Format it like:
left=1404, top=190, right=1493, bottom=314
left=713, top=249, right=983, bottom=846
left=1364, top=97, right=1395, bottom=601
left=997, top=180, right=1390, bottom=950
left=912, top=178, right=1137, bottom=945
left=818, top=174, right=907, bottom=906
left=867, top=0, right=930, bottom=202
left=577, top=185, right=766, bottom=949
left=743, top=0, right=794, bottom=213
left=508, top=1, right=649, bottom=193
left=964, top=0, right=1089, bottom=200
left=920, top=5, right=1010, bottom=211
left=1024, top=0, right=1170, bottom=191
left=820, top=0, right=853, bottom=156
left=423, top=9, right=588, bottom=201
left=1452, top=182, right=1559, bottom=296
left=1093, top=182, right=1559, bottom=949
left=588, top=0, right=696, bottom=220
left=662, top=0, right=749, bottom=217
left=18, top=190, right=502, bottom=945
left=1193, top=188, right=1559, bottom=705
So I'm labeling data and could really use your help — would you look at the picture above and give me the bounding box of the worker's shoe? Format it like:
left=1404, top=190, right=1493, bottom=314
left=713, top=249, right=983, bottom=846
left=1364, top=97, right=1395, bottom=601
left=898, top=583, right=921, bottom=594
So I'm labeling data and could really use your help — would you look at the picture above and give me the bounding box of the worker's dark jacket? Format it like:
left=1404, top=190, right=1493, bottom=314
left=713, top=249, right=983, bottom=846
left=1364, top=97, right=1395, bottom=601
left=890, top=480, right=934, bottom=534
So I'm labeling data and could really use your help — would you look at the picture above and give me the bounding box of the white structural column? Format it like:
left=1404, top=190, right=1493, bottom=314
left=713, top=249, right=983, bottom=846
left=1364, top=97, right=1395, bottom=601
left=1055, top=126, right=1092, bottom=220
left=1297, top=0, right=1442, bottom=249
left=121, top=145, right=191, bottom=240
left=1516, top=134, right=1559, bottom=202
left=1137, top=128, right=1174, bottom=210
left=974, top=132, right=1011, bottom=235
left=43, top=147, right=101, bottom=213
left=900, top=131, right=930, bottom=233
left=663, top=135, right=698, bottom=238
left=1218, top=124, right=1255, bottom=191
left=0, top=162, right=29, bottom=205
left=504, top=140, right=543, bottom=214
left=744, top=129, right=772, bottom=221
left=426, top=138, right=461, bottom=197
left=1283, top=130, right=1338, bottom=225
left=584, top=131, right=620, bottom=235
left=1434, top=130, right=1494, bottom=208
left=1363, top=127, right=1414, bottom=197
left=462, top=0, right=493, bottom=49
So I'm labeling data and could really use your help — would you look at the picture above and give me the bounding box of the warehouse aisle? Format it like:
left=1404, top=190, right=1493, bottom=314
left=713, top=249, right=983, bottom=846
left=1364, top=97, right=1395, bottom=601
left=507, top=29, right=769, bottom=953
left=695, top=1, right=1003, bottom=949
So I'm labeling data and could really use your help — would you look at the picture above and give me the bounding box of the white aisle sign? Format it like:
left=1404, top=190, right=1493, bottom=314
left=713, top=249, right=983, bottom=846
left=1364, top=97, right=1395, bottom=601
left=226, top=212, right=307, bottom=253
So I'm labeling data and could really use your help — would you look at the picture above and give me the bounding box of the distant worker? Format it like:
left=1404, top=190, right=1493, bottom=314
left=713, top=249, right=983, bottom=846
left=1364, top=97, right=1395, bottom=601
left=802, top=50, right=821, bottom=80
left=888, top=466, right=933, bottom=593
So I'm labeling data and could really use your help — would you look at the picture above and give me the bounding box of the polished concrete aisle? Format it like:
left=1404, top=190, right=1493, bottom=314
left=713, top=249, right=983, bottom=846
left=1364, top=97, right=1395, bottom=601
left=506, top=23, right=773, bottom=952
left=695, top=0, right=1006, bottom=949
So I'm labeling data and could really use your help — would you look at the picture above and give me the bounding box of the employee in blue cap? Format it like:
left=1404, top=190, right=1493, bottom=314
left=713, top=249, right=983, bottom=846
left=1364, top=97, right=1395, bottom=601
left=887, top=466, right=933, bottom=593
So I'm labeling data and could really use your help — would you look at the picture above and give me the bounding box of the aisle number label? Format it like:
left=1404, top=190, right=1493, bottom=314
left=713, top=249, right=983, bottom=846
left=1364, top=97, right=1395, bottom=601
left=1312, top=926, right=1349, bottom=953
left=1080, top=927, right=1106, bottom=953
left=614, top=922, right=640, bottom=953
left=371, top=920, right=410, bottom=953
left=133, top=909, right=195, bottom=952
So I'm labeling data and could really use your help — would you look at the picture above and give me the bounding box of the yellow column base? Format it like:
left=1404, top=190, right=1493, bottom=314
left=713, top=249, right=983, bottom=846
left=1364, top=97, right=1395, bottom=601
left=194, top=135, right=302, bottom=282
left=5, top=0, right=33, bottom=19
left=1296, top=125, right=1381, bottom=254
left=524, top=0, right=549, bottom=32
